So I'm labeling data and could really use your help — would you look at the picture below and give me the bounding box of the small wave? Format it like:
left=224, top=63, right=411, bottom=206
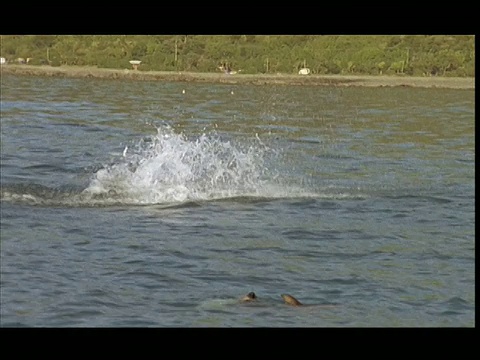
left=1, top=185, right=366, bottom=208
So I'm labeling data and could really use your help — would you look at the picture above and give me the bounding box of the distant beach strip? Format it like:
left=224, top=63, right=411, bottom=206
left=1, top=64, right=474, bottom=89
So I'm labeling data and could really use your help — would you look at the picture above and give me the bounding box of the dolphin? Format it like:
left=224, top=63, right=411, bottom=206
left=240, top=291, right=257, bottom=302
left=281, top=294, right=303, bottom=306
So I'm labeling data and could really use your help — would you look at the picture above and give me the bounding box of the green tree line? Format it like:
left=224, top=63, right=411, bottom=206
left=0, top=35, right=475, bottom=77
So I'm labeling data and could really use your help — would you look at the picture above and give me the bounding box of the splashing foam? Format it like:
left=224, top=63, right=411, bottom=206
left=1, top=126, right=367, bottom=207
left=82, top=126, right=283, bottom=205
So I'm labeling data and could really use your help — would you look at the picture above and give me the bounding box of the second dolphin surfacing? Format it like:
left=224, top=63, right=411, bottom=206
left=281, top=294, right=303, bottom=306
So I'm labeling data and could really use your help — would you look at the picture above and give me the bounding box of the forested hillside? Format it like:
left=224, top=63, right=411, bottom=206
left=0, top=35, right=475, bottom=77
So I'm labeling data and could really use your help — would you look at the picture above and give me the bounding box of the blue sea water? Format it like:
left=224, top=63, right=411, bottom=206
left=0, top=74, right=475, bottom=327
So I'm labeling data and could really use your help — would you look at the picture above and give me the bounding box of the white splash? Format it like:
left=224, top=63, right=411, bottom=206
left=82, top=125, right=279, bottom=205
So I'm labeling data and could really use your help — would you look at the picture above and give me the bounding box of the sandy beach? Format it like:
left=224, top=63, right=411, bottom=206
left=1, top=64, right=475, bottom=89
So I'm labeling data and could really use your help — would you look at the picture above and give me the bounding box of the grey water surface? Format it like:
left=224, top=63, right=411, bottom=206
left=0, top=74, right=474, bottom=327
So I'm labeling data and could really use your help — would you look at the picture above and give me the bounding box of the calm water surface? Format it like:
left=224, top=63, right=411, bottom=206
left=0, top=74, right=474, bottom=327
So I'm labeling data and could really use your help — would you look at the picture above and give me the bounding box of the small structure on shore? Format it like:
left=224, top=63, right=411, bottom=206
left=298, top=68, right=311, bottom=75
left=218, top=63, right=231, bottom=73
left=14, top=57, right=32, bottom=64
left=129, top=60, right=142, bottom=70
left=218, top=62, right=241, bottom=75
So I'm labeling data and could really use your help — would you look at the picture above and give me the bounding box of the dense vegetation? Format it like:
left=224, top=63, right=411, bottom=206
left=1, top=35, right=475, bottom=77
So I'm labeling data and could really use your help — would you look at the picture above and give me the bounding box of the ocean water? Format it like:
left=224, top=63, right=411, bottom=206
left=0, top=74, right=475, bottom=327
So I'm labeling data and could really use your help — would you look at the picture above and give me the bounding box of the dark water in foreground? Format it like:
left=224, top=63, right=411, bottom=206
left=0, top=74, right=475, bottom=327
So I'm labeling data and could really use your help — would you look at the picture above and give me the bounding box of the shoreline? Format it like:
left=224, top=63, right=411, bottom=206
left=1, top=64, right=475, bottom=89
